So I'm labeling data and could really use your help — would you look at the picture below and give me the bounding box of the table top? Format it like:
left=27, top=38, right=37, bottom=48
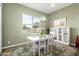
left=27, top=36, right=40, bottom=41
left=27, top=35, right=48, bottom=41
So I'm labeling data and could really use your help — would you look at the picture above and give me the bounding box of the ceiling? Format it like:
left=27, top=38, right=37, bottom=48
left=20, top=3, right=72, bottom=14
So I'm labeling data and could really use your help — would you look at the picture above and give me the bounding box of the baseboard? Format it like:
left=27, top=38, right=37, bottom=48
left=70, top=43, right=76, bottom=47
left=2, top=42, right=31, bottom=49
left=54, top=40, right=69, bottom=45
left=2, top=41, right=76, bottom=49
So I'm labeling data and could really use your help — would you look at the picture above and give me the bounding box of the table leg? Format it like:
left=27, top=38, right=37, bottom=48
left=33, top=42, right=35, bottom=56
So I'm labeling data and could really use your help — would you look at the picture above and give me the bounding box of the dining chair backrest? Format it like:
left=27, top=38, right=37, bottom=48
left=48, top=35, right=54, bottom=45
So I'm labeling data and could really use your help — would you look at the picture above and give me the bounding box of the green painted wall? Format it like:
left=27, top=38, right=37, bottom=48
left=49, top=4, right=79, bottom=44
left=2, top=3, right=79, bottom=47
left=2, top=3, right=48, bottom=47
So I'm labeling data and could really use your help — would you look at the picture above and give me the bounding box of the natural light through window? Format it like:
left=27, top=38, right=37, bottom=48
left=22, top=14, right=41, bottom=30
left=23, top=14, right=32, bottom=25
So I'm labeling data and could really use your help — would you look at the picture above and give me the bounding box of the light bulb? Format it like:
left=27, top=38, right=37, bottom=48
left=51, top=4, right=55, bottom=7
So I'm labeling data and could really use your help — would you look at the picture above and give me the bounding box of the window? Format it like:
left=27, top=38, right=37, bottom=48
left=22, top=14, right=47, bottom=35
left=23, top=14, right=32, bottom=25
left=23, top=14, right=32, bottom=30
left=33, top=17, right=40, bottom=28
left=23, top=14, right=41, bottom=30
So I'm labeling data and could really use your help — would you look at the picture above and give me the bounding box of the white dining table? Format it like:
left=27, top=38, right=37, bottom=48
left=27, top=36, right=40, bottom=41
left=27, top=35, right=48, bottom=56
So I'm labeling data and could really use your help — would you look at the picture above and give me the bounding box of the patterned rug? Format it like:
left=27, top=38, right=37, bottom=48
left=0, top=42, right=78, bottom=56
left=74, top=48, right=79, bottom=56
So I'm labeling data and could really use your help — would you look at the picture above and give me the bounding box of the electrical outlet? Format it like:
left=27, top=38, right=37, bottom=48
left=8, top=41, right=10, bottom=44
